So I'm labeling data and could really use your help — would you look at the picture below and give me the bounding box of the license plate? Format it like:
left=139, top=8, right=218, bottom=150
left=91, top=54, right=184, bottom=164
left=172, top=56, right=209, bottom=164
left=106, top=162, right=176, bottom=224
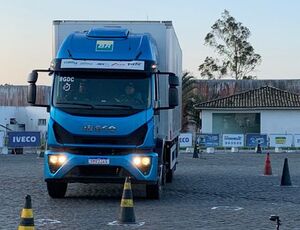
left=88, top=158, right=110, bottom=165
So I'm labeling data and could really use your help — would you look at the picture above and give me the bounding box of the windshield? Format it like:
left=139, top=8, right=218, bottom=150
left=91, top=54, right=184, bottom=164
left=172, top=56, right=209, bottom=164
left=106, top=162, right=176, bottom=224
left=52, top=72, right=151, bottom=112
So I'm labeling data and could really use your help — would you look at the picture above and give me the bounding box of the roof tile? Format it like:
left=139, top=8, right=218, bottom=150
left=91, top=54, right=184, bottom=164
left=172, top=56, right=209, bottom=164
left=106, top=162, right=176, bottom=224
left=195, top=86, right=300, bottom=109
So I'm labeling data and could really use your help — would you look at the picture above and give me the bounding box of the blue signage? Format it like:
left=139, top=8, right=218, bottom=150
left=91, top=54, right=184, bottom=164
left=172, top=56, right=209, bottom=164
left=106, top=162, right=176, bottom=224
left=8, top=132, right=41, bottom=147
left=196, top=134, right=220, bottom=147
left=245, top=134, right=268, bottom=147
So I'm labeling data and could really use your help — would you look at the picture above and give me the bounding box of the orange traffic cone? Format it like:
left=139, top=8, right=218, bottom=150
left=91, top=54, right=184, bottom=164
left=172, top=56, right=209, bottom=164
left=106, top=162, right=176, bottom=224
left=264, top=152, right=272, bottom=175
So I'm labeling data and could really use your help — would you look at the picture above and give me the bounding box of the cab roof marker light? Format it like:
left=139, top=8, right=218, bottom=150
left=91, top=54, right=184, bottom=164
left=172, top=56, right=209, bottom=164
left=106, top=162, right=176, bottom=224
left=151, top=64, right=157, bottom=69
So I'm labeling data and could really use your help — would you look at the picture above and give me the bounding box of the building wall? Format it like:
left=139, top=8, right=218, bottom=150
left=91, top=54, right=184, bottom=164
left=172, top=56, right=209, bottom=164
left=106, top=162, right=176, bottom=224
left=261, top=110, right=300, bottom=134
left=0, top=85, right=51, bottom=106
left=201, top=110, right=213, bottom=133
left=0, top=106, right=49, bottom=134
left=201, top=109, right=300, bottom=135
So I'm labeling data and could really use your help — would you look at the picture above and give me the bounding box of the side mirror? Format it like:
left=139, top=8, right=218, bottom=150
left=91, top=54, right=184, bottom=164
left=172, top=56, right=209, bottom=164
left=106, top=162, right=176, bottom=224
left=169, top=74, right=179, bottom=87
left=27, top=71, right=38, bottom=104
left=27, top=84, right=37, bottom=104
left=169, top=87, right=179, bottom=108
left=154, top=71, right=180, bottom=110
left=169, top=74, right=179, bottom=108
left=27, top=71, right=38, bottom=83
left=26, top=69, right=51, bottom=109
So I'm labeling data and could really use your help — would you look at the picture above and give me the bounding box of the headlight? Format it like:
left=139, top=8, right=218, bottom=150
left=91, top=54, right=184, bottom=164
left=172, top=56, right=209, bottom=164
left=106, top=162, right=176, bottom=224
left=48, top=154, right=67, bottom=173
left=133, top=157, right=142, bottom=166
left=132, top=156, right=151, bottom=175
left=141, top=157, right=151, bottom=166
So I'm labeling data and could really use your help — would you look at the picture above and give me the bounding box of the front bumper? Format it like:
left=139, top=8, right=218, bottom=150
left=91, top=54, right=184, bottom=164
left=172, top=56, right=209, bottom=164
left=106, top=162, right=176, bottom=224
left=44, top=150, right=158, bottom=184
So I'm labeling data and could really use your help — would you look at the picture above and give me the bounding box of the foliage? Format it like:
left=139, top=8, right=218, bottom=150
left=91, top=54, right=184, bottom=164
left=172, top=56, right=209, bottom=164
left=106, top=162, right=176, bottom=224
left=182, top=72, right=202, bottom=131
left=199, top=10, right=261, bottom=80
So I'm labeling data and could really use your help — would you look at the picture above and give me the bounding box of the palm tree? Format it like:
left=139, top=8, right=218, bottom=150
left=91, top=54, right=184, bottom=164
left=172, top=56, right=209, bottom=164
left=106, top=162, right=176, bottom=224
left=182, top=72, right=202, bottom=132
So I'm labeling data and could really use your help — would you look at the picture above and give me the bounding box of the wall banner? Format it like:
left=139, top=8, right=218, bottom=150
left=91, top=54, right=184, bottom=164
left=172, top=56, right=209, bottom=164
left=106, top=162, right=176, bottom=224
left=196, top=134, right=220, bottom=147
left=179, top=133, right=193, bottom=148
left=8, top=132, right=41, bottom=147
left=269, top=134, right=293, bottom=147
left=245, top=134, right=268, bottom=147
left=222, top=134, right=244, bottom=147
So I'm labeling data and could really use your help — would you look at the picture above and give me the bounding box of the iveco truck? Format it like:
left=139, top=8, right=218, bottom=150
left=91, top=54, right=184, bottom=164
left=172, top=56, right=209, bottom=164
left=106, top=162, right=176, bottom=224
left=27, top=21, right=182, bottom=199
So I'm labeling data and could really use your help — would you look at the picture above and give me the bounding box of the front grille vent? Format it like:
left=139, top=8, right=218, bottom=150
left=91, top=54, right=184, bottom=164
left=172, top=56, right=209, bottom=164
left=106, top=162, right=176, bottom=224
left=53, top=122, right=147, bottom=146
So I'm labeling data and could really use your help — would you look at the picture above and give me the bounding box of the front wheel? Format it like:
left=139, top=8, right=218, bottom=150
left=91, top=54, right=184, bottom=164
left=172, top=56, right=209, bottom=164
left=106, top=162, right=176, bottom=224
left=47, top=181, right=68, bottom=198
left=146, top=182, right=161, bottom=200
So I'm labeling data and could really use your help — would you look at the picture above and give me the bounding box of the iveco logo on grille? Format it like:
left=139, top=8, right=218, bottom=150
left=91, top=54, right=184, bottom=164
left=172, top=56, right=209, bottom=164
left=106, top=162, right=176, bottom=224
left=83, top=125, right=117, bottom=132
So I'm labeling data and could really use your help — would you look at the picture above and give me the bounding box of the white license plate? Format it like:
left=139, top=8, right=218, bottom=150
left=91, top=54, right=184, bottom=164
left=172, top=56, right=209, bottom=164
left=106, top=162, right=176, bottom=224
left=88, top=158, right=110, bottom=165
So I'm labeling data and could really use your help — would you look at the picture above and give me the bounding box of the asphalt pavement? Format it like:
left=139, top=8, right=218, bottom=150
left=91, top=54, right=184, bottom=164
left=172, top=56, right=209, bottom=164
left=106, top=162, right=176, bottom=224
left=1, top=151, right=300, bottom=229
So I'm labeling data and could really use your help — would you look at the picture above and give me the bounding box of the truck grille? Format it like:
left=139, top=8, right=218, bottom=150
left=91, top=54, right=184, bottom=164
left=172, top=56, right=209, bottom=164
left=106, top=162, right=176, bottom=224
left=53, top=122, right=147, bottom=146
left=65, top=166, right=128, bottom=178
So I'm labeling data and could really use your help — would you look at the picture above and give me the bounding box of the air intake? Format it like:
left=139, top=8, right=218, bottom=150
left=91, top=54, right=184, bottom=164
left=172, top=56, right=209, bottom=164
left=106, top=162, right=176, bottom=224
left=87, top=28, right=129, bottom=38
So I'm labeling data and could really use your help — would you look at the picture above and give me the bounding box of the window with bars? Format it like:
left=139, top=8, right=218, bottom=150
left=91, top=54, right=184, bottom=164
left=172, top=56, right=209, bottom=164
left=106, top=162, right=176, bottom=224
left=38, top=119, right=47, bottom=126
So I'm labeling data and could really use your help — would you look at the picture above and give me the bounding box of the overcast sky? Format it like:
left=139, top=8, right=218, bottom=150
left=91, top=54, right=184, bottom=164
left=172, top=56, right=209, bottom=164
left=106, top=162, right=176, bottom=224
left=1, top=0, right=300, bottom=85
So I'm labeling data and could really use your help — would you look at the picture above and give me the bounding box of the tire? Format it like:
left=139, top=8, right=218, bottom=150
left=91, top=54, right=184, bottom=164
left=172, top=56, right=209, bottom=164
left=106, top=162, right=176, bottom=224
left=47, top=181, right=67, bottom=198
left=161, top=165, right=167, bottom=186
left=166, top=168, right=173, bottom=183
left=146, top=182, right=161, bottom=200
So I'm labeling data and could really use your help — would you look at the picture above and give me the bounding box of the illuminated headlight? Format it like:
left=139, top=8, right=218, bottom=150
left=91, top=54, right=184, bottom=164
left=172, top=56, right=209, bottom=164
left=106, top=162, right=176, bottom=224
left=48, top=154, right=67, bottom=173
left=133, top=157, right=142, bottom=166
left=141, top=157, right=151, bottom=166
left=132, top=156, right=151, bottom=175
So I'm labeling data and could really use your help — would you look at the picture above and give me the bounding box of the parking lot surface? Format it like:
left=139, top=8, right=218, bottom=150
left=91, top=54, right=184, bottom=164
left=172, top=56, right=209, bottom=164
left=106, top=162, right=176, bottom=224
left=1, top=151, right=300, bottom=229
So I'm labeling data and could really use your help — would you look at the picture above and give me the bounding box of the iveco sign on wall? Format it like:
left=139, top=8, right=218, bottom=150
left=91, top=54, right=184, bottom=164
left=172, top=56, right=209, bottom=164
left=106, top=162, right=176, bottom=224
left=8, top=132, right=41, bottom=147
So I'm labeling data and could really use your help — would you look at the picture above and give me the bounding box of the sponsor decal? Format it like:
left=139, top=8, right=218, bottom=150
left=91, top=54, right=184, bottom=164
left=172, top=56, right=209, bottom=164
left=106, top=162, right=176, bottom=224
left=62, top=83, right=71, bottom=92
left=222, top=134, right=244, bottom=147
left=197, top=134, right=220, bottom=147
left=269, top=134, right=292, bottom=147
left=245, top=134, right=268, bottom=147
left=96, top=40, right=114, bottom=52
left=61, top=59, right=145, bottom=70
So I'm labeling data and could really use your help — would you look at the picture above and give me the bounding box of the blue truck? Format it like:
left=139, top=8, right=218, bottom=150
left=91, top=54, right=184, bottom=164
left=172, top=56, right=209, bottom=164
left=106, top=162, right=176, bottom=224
left=27, top=21, right=182, bottom=199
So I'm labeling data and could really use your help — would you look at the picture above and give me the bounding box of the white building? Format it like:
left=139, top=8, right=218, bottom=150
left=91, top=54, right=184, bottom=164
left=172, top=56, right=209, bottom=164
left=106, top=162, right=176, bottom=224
left=0, top=85, right=50, bottom=152
left=0, top=106, right=49, bottom=133
left=195, top=86, right=300, bottom=136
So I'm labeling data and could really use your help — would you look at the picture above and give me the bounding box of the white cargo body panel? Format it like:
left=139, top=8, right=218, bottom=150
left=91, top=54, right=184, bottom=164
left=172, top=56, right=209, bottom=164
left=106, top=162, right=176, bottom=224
left=53, top=20, right=182, bottom=141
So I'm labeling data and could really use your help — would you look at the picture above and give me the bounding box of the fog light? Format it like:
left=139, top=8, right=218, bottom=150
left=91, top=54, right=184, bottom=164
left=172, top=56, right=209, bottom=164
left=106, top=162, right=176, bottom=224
left=132, top=156, right=151, bottom=175
left=58, top=155, right=67, bottom=164
left=133, top=157, right=142, bottom=166
left=141, top=157, right=151, bottom=166
left=49, top=155, right=58, bottom=164
left=48, top=154, right=67, bottom=173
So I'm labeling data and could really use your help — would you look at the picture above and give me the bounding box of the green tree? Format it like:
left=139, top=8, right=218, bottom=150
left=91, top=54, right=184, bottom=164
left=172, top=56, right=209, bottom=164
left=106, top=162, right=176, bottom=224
left=182, top=72, right=202, bottom=132
left=199, top=10, right=261, bottom=80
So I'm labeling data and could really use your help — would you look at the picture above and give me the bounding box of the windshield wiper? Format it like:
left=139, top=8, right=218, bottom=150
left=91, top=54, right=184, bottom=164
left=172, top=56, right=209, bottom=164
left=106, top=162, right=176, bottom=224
left=55, top=102, right=95, bottom=109
left=93, top=104, right=135, bottom=109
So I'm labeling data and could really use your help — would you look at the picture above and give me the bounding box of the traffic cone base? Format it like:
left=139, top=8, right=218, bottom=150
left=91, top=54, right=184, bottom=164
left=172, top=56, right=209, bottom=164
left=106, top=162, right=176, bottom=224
left=107, top=220, right=145, bottom=227
left=18, top=195, right=35, bottom=230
